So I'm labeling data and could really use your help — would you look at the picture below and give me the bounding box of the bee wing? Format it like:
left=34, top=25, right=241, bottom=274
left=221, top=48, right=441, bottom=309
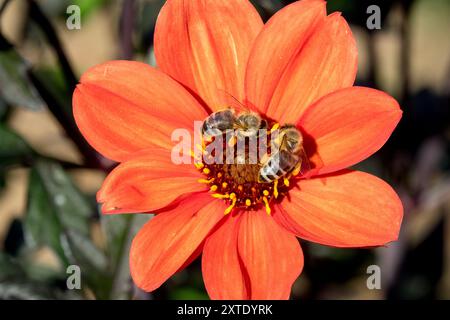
left=297, top=147, right=312, bottom=179
left=216, top=89, right=256, bottom=113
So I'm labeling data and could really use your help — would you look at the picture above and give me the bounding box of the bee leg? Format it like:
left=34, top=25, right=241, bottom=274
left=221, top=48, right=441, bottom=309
left=291, top=161, right=302, bottom=177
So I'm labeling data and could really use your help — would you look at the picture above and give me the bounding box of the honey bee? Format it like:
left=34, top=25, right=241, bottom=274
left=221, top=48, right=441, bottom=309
left=234, top=111, right=267, bottom=138
left=201, top=93, right=267, bottom=140
left=258, top=125, right=310, bottom=183
left=201, top=108, right=236, bottom=139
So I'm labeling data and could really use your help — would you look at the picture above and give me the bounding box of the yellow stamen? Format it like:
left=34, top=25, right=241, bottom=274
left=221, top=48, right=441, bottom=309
left=245, top=199, right=251, bottom=207
left=194, top=162, right=204, bottom=170
left=222, top=182, right=228, bottom=189
left=212, top=193, right=229, bottom=199
left=224, top=193, right=237, bottom=215
left=202, top=167, right=211, bottom=175
left=198, top=178, right=215, bottom=184
left=270, top=123, right=280, bottom=133
left=263, top=189, right=269, bottom=197
left=210, top=185, right=218, bottom=192
left=217, top=172, right=223, bottom=178
left=237, top=185, right=243, bottom=192
left=283, top=178, right=290, bottom=187
left=190, top=150, right=199, bottom=160
left=273, top=179, right=279, bottom=199
left=262, top=196, right=271, bottom=215
left=196, top=143, right=207, bottom=155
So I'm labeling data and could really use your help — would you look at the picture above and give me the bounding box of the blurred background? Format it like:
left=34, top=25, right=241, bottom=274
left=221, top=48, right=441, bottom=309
left=0, top=0, right=449, bottom=300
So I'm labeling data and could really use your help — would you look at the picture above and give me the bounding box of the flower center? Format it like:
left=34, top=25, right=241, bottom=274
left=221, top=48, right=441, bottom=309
left=195, top=112, right=307, bottom=215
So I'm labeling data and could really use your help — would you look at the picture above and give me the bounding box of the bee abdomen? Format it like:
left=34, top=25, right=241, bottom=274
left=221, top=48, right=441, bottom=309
left=258, top=150, right=298, bottom=183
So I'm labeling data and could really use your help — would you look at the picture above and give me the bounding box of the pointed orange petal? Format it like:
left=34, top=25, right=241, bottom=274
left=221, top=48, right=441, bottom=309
left=298, top=87, right=402, bottom=176
left=130, top=195, right=226, bottom=292
left=264, top=11, right=357, bottom=123
left=245, top=0, right=326, bottom=114
left=275, top=170, right=403, bottom=247
left=97, top=148, right=207, bottom=214
left=202, top=214, right=249, bottom=300
left=73, top=60, right=208, bottom=162
left=237, top=210, right=303, bottom=300
left=154, top=0, right=263, bottom=110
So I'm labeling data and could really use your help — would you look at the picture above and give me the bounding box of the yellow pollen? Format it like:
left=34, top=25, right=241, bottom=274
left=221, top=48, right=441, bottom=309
left=263, top=190, right=269, bottom=197
left=198, top=178, right=215, bottom=184
left=217, top=172, right=223, bottom=178
left=228, top=136, right=237, bottom=147
left=212, top=193, right=229, bottom=199
left=262, top=196, right=271, bottom=215
left=271, top=123, right=280, bottom=133
left=245, top=199, right=251, bottom=206
left=222, top=182, right=228, bottom=189
left=292, top=164, right=301, bottom=176
left=210, top=185, right=218, bottom=192
left=202, top=168, right=211, bottom=174
left=273, top=179, right=279, bottom=199
left=283, top=178, right=290, bottom=187
left=224, top=193, right=237, bottom=215
left=238, top=185, right=243, bottom=191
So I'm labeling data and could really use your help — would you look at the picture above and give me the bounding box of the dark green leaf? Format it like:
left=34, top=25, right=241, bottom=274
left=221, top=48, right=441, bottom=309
left=0, top=252, right=75, bottom=300
left=24, top=159, right=113, bottom=298
left=34, top=160, right=92, bottom=235
left=0, top=123, right=34, bottom=163
left=170, top=288, right=209, bottom=300
left=24, top=159, right=94, bottom=265
left=0, top=36, right=44, bottom=110
left=65, top=229, right=108, bottom=271
left=101, top=215, right=132, bottom=271
left=0, top=252, right=26, bottom=281
left=25, top=168, right=68, bottom=264
left=104, top=214, right=149, bottom=299
left=0, top=97, right=9, bottom=121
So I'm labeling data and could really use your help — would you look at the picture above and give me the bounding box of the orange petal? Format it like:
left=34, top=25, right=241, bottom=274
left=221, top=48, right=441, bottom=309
left=73, top=60, right=208, bottom=162
left=237, top=210, right=304, bottom=300
left=154, top=0, right=263, bottom=110
left=130, top=194, right=226, bottom=292
left=202, top=214, right=249, bottom=300
left=298, top=87, right=402, bottom=176
left=263, top=11, right=357, bottom=123
left=274, top=170, right=403, bottom=247
left=245, top=0, right=327, bottom=114
left=97, top=148, right=207, bottom=214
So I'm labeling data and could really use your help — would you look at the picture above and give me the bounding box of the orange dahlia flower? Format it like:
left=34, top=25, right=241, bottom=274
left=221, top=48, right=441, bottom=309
left=73, top=0, right=403, bottom=299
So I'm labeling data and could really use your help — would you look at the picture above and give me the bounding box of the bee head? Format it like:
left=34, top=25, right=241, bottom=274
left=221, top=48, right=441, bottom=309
left=235, top=112, right=267, bottom=137
left=280, top=126, right=303, bottom=153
